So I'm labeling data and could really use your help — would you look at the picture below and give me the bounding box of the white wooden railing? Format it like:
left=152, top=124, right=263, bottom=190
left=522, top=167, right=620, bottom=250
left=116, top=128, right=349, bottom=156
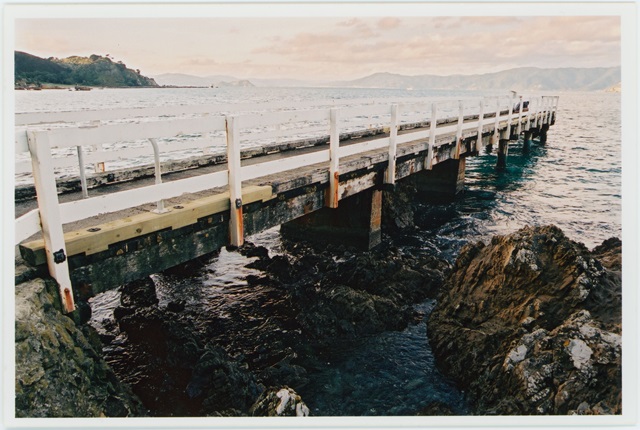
left=14, top=94, right=559, bottom=312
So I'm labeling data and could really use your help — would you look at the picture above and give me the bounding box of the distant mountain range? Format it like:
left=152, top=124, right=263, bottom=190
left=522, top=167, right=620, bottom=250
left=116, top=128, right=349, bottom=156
left=15, top=50, right=619, bottom=92
left=155, top=66, right=621, bottom=92
left=336, top=67, right=621, bottom=91
left=15, top=51, right=158, bottom=88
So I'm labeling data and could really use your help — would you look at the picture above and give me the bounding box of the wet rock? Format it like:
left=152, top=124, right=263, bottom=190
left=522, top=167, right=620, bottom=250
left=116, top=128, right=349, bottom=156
left=258, top=353, right=309, bottom=389
left=427, top=225, right=621, bottom=415
left=119, top=277, right=158, bottom=308
left=15, top=278, right=146, bottom=417
left=188, top=345, right=262, bottom=414
left=264, top=239, right=450, bottom=348
left=166, top=300, right=185, bottom=313
left=249, top=386, right=310, bottom=417
left=108, top=276, right=260, bottom=417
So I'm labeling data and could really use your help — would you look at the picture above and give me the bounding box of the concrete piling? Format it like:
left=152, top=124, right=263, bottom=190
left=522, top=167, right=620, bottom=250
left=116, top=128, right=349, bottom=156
left=413, top=158, right=466, bottom=200
left=281, top=188, right=382, bottom=250
left=523, top=130, right=533, bottom=152
left=539, top=124, right=550, bottom=145
left=497, top=130, right=509, bottom=169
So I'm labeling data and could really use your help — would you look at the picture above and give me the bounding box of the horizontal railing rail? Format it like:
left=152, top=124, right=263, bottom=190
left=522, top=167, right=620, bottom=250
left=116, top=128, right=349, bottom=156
left=15, top=94, right=559, bottom=313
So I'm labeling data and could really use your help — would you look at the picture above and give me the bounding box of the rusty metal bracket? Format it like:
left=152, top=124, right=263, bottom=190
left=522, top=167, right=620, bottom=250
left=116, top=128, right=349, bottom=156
left=53, top=249, right=66, bottom=264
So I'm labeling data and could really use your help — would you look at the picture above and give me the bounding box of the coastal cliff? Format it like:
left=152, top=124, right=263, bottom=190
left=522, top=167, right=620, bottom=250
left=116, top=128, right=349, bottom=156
left=427, top=225, right=622, bottom=415
left=15, top=51, right=158, bottom=88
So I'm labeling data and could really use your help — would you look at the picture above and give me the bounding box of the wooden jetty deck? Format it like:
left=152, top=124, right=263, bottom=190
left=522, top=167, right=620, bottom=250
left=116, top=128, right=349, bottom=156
left=14, top=94, right=559, bottom=313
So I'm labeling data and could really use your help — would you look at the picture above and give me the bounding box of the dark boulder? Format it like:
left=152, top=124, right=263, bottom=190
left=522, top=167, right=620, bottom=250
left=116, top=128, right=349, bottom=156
left=427, top=225, right=621, bottom=415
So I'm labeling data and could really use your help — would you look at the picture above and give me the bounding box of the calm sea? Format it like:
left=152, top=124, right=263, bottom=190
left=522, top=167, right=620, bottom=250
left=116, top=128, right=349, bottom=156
left=16, top=87, right=621, bottom=415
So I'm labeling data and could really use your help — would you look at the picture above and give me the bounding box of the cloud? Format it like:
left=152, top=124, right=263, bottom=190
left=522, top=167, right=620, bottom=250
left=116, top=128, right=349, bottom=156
left=183, top=58, right=218, bottom=66
left=377, top=17, right=401, bottom=30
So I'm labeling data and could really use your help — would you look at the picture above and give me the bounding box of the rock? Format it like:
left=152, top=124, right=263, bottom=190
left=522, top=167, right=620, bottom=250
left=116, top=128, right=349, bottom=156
left=108, top=276, right=260, bottom=416
left=266, top=239, right=450, bottom=347
left=188, top=345, right=262, bottom=414
left=249, top=386, right=310, bottom=417
left=427, top=225, right=621, bottom=415
left=15, top=278, right=146, bottom=417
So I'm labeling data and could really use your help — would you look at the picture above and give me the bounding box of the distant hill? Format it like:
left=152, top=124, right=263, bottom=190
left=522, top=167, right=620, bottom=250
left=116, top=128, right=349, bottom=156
left=334, top=67, right=621, bottom=91
left=153, top=67, right=620, bottom=91
left=15, top=51, right=158, bottom=88
left=154, top=73, right=326, bottom=88
left=214, top=80, right=255, bottom=88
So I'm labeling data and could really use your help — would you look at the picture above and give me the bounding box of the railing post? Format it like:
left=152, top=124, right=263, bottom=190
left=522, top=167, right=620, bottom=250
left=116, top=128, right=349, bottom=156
left=148, top=138, right=170, bottom=214
left=491, top=97, right=500, bottom=148
left=385, top=104, right=398, bottom=185
left=541, top=97, right=547, bottom=125
left=532, top=97, right=539, bottom=128
left=454, top=100, right=464, bottom=159
left=427, top=102, right=437, bottom=170
left=525, top=96, right=532, bottom=131
left=226, top=115, right=244, bottom=246
left=327, top=108, right=340, bottom=208
left=476, top=98, right=485, bottom=152
left=76, top=145, right=89, bottom=199
left=516, top=95, right=523, bottom=136
left=506, top=94, right=515, bottom=139
left=27, top=131, right=76, bottom=313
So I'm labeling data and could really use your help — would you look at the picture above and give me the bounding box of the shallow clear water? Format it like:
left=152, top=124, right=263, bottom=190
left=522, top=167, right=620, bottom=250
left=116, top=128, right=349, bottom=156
left=20, top=88, right=621, bottom=415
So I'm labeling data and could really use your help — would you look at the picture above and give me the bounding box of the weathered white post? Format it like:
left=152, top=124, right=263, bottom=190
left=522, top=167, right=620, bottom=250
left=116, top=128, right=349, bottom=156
left=506, top=94, right=515, bottom=139
left=76, top=146, right=89, bottom=199
left=490, top=97, right=500, bottom=151
left=427, top=102, right=437, bottom=169
left=385, top=104, right=398, bottom=185
left=516, top=95, right=524, bottom=136
left=327, top=108, right=340, bottom=208
left=454, top=100, right=464, bottom=159
left=476, top=98, right=485, bottom=152
left=27, top=131, right=76, bottom=313
left=226, top=116, right=244, bottom=246
left=148, top=138, right=169, bottom=214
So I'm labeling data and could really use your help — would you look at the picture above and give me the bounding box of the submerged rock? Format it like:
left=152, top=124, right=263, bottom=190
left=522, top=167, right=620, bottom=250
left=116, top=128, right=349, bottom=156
left=15, top=278, right=146, bottom=417
left=427, top=225, right=621, bottom=415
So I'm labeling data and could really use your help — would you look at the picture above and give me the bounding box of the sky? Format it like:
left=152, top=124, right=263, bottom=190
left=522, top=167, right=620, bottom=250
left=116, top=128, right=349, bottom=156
left=14, top=14, right=621, bottom=82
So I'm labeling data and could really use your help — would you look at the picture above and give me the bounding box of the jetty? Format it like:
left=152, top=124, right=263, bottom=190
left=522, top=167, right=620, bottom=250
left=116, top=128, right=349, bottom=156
left=14, top=94, right=559, bottom=313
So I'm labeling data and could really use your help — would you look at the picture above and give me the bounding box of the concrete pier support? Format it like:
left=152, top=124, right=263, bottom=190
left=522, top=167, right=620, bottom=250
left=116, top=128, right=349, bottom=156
left=539, top=124, right=550, bottom=145
left=523, top=130, right=533, bottom=152
left=413, top=157, right=466, bottom=200
left=486, top=134, right=497, bottom=154
left=497, top=130, right=509, bottom=169
left=280, top=188, right=382, bottom=250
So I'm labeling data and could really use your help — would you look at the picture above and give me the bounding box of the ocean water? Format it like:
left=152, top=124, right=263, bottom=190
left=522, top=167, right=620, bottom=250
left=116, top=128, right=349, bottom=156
left=16, top=87, right=621, bottom=415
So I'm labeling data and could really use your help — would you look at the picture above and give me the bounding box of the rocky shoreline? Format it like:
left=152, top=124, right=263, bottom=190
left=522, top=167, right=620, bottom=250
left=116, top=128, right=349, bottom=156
left=427, top=225, right=622, bottom=415
left=14, top=181, right=622, bottom=417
